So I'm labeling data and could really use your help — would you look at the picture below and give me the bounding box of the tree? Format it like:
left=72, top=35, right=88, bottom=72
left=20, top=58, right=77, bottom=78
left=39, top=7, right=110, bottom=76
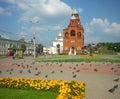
left=88, top=44, right=92, bottom=56
left=36, top=44, right=43, bottom=54
left=21, top=44, right=26, bottom=53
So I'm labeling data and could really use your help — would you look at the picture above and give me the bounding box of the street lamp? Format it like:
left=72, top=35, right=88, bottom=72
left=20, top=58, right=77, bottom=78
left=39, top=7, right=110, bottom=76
left=29, top=16, right=39, bottom=59
left=33, top=32, right=36, bottom=59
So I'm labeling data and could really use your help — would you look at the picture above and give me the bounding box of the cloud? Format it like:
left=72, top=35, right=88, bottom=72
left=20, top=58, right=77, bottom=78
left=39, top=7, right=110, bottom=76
left=0, top=0, right=84, bottom=46
left=3, top=0, right=72, bottom=22
left=90, top=18, right=120, bottom=34
left=84, top=18, right=120, bottom=43
left=19, top=31, right=27, bottom=37
left=77, top=8, right=83, bottom=13
left=0, top=7, right=11, bottom=16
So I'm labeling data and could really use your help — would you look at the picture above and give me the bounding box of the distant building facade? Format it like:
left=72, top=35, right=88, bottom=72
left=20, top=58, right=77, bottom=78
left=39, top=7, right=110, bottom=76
left=43, top=31, right=63, bottom=54
left=63, top=9, right=84, bottom=55
left=0, top=35, right=34, bottom=56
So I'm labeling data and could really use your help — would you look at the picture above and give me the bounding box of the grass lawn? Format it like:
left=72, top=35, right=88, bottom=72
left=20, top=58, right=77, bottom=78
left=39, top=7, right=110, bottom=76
left=0, top=88, right=58, bottom=99
left=36, top=54, right=120, bottom=63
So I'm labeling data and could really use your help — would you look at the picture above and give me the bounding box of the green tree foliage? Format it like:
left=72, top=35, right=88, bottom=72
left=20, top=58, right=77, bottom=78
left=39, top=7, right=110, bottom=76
left=21, top=44, right=26, bottom=53
left=99, top=42, right=120, bottom=52
left=88, top=44, right=93, bottom=56
left=36, top=44, right=43, bottom=53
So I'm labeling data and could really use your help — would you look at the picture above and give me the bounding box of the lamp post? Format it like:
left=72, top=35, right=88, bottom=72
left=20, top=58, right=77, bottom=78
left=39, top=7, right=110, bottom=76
left=29, top=16, right=39, bottom=59
left=33, top=32, right=36, bottom=59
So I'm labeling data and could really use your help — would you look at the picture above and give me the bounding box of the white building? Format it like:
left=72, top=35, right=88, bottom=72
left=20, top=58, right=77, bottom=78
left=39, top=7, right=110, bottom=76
left=43, top=31, right=63, bottom=54
left=0, top=35, right=34, bottom=56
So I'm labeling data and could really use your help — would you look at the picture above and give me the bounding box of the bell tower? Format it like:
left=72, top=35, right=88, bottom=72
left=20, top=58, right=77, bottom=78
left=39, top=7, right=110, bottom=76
left=63, top=9, right=84, bottom=55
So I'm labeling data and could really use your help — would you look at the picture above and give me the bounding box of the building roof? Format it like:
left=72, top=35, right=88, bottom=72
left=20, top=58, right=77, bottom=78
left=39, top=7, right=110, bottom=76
left=71, top=15, right=76, bottom=20
left=72, top=9, right=78, bottom=14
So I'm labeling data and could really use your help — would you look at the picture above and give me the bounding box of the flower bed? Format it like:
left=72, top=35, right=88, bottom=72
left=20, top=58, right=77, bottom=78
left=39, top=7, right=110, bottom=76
left=0, top=77, right=85, bottom=99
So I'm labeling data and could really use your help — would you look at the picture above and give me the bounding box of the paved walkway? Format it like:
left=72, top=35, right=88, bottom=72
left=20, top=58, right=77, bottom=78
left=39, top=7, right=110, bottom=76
left=0, top=56, right=120, bottom=99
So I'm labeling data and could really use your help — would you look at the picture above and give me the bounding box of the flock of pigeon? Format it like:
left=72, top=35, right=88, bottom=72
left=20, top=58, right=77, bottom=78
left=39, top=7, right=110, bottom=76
left=0, top=60, right=120, bottom=94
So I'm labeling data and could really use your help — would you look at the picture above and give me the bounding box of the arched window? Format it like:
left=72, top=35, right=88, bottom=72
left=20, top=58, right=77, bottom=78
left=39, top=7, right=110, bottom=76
left=65, top=32, right=68, bottom=38
left=77, top=32, right=81, bottom=38
left=70, top=30, right=75, bottom=36
left=57, top=44, right=60, bottom=49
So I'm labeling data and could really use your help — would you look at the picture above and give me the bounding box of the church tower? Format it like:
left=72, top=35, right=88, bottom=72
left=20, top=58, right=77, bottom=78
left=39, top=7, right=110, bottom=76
left=63, top=9, right=84, bottom=55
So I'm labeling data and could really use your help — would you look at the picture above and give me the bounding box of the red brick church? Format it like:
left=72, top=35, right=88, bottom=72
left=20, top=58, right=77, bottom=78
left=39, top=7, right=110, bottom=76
left=63, top=9, right=84, bottom=55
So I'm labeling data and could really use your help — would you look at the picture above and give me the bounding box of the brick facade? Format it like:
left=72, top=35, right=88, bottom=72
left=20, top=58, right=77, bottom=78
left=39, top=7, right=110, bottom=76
left=63, top=9, right=84, bottom=55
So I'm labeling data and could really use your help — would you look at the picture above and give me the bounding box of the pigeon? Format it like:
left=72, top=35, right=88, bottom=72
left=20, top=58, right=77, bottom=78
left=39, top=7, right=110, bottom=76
left=45, top=75, right=48, bottom=78
left=76, top=70, right=80, bottom=72
left=17, top=64, right=20, bottom=67
left=94, top=69, right=98, bottom=72
left=35, top=73, right=39, bottom=76
left=0, top=70, right=2, bottom=74
left=9, top=72, right=12, bottom=75
left=10, top=68, right=13, bottom=71
left=73, top=74, right=77, bottom=78
left=111, top=67, right=114, bottom=70
left=114, top=84, right=118, bottom=89
left=27, top=69, right=31, bottom=73
left=51, top=71, right=55, bottom=74
left=6, top=69, right=9, bottom=72
left=73, top=67, right=76, bottom=70
left=37, top=71, right=41, bottom=74
left=27, top=65, right=29, bottom=68
left=89, top=64, right=92, bottom=67
left=35, top=67, right=38, bottom=70
left=59, top=64, right=62, bottom=67
left=113, top=78, right=119, bottom=82
left=60, top=70, right=63, bottom=73
left=19, top=70, right=23, bottom=74
left=108, top=87, right=115, bottom=93
left=69, top=66, right=72, bottom=69
left=76, top=64, right=78, bottom=66
left=81, top=63, right=84, bottom=65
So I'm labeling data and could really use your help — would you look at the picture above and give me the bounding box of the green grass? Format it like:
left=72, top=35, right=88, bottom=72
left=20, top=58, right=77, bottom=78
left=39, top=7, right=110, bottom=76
left=0, top=88, right=58, bottom=99
left=36, top=55, right=120, bottom=63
